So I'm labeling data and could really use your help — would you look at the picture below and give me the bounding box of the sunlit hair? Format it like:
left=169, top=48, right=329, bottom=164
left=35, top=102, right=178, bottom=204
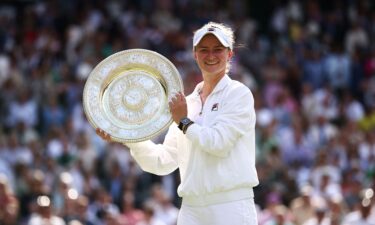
left=193, top=22, right=235, bottom=74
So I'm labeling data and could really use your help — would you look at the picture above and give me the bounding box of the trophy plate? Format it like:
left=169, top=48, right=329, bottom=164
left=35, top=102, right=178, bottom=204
left=83, top=49, right=183, bottom=143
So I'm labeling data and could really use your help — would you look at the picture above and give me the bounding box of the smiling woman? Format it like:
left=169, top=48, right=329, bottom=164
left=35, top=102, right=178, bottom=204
left=193, top=22, right=234, bottom=76
left=97, top=21, right=259, bottom=225
left=194, top=35, right=231, bottom=80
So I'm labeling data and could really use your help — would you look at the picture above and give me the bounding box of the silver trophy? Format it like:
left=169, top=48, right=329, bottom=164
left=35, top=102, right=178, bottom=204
left=83, top=49, right=183, bottom=143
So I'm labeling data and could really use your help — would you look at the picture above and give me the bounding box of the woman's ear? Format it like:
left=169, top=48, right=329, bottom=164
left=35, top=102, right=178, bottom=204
left=193, top=49, right=197, bottom=60
left=228, top=50, right=234, bottom=60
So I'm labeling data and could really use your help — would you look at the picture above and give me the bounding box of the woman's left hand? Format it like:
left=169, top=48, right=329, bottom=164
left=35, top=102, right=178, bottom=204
left=168, top=92, right=187, bottom=123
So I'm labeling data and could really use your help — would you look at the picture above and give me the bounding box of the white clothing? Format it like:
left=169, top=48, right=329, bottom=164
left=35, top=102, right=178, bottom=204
left=178, top=198, right=257, bottom=225
left=345, top=100, right=365, bottom=122
left=7, top=99, right=38, bottom=128
left=154, top=205, right=179, bottom=225
left=127, top=75, right=258, bottom=206
left=342, top=210, right=375, bottom=225
left=302, top=217, right=331, bottom=225
left=136, top=218, right=167, bottom=225
left=27, top=214, right=66, bottom=225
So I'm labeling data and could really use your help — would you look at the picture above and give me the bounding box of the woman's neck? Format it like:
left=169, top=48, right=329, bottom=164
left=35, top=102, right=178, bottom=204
left=200, top=72, right=225, bottom=103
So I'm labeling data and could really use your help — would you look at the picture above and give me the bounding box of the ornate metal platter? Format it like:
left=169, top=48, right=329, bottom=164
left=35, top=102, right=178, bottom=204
left=83, top=49, right=183, bottom=143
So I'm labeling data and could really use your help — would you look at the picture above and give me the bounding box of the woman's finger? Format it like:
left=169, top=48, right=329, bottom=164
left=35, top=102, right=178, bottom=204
left=96, top=128, right=112, bottom=142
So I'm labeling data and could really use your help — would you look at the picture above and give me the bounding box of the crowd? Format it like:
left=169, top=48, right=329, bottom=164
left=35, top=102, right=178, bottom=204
left=0, top=0, right=374, bottom=224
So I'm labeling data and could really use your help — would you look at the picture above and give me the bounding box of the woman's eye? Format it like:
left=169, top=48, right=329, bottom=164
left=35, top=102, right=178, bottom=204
left=214, top=48, right=224, bottom=53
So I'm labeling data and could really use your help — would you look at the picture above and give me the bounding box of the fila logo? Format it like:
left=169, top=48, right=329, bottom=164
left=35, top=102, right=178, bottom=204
left=211, top=103, right=219, bottom=111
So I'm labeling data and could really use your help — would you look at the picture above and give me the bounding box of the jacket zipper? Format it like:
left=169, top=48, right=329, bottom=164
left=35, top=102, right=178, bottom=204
left=198, top=90, right=204, bottom=116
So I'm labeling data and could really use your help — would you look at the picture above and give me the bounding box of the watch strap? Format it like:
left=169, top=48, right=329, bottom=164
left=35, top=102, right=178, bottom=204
left=178, top=121, right=184, bottom=130
left=182, top=121, right=194, bottom=134
left=178, top=117, right=194, bottom=134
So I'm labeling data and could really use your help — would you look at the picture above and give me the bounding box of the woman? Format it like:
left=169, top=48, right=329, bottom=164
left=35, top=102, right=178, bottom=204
left=97, top=21, right=259, bottom=225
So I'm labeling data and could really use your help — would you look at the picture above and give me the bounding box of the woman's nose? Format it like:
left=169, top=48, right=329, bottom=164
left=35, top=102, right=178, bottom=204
left=207, top=50, right=215, bottom=58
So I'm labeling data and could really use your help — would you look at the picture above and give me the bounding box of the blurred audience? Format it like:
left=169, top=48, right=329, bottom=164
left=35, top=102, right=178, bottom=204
left=0, top=0, right=375, bottom=224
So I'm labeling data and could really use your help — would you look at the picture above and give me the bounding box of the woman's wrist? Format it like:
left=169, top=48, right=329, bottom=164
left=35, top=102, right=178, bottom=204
left=178, top=117, right=194, bottom=134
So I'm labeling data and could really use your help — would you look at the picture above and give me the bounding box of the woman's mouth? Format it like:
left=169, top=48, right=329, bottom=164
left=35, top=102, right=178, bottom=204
left=205, top=61, right=218, bottom=65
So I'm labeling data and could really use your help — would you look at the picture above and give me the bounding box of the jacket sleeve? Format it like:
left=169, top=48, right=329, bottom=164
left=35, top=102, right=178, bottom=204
left=125, top=125, right=179, bottom=175
left=185, top=85, right=255, bottom=157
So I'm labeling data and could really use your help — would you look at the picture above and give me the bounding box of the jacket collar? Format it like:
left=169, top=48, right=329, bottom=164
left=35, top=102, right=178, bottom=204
left=193, top=75, right=231, bottom=96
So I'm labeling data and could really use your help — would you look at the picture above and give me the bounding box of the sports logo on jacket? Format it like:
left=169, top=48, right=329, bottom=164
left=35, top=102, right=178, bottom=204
left=211, top=103, right=219, bottom=111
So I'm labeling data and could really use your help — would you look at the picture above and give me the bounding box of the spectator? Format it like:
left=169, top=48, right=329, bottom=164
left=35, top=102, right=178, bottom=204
left=341, top=188, right=375, bottom=225
left=67, top=195, right=95, bottom=225
left=27, top=195, right=66, bottom=225
left=0, top=174, right=19, bottom=225
left=136, top=203, right=166, bottom=225
left=118, top=191, right=145, bottom=225
left=290, top=186, right=315, bottom=225
left=302, top=197, right=331, bottom=225
left=5, top=87, right=38, bottom=130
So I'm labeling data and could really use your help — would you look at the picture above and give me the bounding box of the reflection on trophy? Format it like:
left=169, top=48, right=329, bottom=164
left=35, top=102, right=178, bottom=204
left=83, top=49, right=183, bottom=143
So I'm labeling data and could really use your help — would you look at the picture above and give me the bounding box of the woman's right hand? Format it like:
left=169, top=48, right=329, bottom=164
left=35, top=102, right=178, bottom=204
left=96, top=128, right=112, bottom=142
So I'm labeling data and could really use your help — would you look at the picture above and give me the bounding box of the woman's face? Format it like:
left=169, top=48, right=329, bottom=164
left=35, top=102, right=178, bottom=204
left=194, top=34, right=232, bottom=77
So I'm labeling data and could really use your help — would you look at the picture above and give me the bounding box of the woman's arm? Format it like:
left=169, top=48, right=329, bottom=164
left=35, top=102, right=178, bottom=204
left=126, top=124, right=180, bottom=175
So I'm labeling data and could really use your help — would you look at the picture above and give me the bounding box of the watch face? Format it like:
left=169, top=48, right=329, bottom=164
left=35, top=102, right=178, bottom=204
left=181, top=118, right=190, bottom=125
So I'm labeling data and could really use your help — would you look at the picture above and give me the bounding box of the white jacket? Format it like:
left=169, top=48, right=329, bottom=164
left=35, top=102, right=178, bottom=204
left=127, top=75, right=259, bottom=206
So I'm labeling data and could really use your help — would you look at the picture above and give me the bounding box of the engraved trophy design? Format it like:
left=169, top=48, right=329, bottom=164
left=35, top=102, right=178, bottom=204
left=83, top=49, right=183, bottom=143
